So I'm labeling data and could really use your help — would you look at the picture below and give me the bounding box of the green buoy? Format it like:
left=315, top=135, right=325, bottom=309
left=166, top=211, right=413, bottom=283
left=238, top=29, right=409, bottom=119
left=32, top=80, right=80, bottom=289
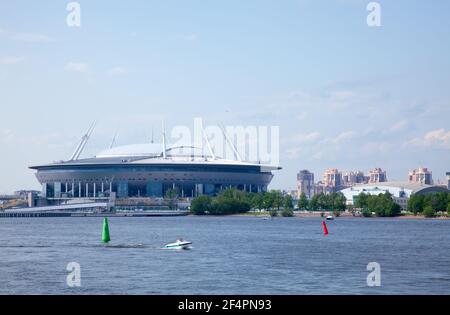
left=102, top=217, right=111, bottom=243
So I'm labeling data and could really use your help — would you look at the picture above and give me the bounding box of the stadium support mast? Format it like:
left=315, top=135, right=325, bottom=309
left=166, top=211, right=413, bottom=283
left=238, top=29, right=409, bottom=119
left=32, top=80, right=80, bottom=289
left=202, top=127, right=216, bottom=160
left=69, top=121, right=96, bottom=161
left=220, top=123, right=243, bottom=161
left=151, top=125, right=154, bottom=144
left=109, top=129, right=119, bottom=149
left=162, top=121, right=167, bottom=159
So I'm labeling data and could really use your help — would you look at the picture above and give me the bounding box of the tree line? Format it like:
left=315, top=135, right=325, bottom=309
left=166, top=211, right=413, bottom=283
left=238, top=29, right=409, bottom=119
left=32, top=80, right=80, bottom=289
left=353, top=192, right=401, bottom=217
left=190, top=189, right=295, bottom=216
left=297, top=192, right=347, bottom=211
left=190, top=189, right=348, bottom=216
left=189, top=188, right=450, bottom=218
left=407, top=192, right=450, bottom=218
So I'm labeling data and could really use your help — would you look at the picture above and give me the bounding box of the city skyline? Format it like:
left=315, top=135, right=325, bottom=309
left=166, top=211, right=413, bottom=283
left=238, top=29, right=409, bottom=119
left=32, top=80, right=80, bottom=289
left=296, top=166, right=446, bottom=193
left=1, top=0, right=450, bottom=193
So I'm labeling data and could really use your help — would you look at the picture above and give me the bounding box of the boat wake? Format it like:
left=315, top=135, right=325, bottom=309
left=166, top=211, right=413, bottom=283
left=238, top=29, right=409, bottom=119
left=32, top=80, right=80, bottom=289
left=0, top=245, right=52, bottom=248
left=101, top=244, right=146, bottom=249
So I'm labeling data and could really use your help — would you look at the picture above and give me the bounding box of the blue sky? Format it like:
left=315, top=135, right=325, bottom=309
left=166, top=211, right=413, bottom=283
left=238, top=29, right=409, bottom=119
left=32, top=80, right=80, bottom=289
left=1, top=0, right=450, bottom=193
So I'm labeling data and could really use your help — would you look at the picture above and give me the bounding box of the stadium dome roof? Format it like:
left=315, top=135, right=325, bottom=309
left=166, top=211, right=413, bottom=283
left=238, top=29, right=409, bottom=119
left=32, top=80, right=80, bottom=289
left=96, top=143, right=209, bottom=159
left=96, top=143, right=163, bottom=158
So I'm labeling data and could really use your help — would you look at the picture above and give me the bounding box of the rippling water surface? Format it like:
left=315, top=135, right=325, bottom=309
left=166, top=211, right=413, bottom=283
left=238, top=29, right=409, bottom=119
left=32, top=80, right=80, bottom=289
left=0, top=216, right=449, bottom=294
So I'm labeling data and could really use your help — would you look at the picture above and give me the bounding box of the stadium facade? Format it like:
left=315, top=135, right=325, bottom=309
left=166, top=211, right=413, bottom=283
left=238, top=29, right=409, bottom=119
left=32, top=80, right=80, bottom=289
left=29, top=124, right=281, bottom=201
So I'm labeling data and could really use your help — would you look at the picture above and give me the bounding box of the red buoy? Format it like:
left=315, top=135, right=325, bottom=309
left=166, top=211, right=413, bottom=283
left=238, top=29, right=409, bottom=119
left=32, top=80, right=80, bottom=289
left=322, top=220, right=329, bottom=235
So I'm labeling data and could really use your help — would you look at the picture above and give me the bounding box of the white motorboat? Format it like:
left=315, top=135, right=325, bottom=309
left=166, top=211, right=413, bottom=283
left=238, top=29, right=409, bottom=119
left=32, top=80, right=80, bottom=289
left=164, top=239, right=192, bottom=250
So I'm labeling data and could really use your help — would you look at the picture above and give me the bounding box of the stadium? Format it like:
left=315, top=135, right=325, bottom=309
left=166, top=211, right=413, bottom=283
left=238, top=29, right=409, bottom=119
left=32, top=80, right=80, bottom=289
left=29, top=124, right=281, bottom=203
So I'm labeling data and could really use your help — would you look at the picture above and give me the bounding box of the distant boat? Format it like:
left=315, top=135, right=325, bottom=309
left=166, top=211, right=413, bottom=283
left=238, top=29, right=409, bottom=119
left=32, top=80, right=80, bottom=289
left=326, top=215, right=334, bottom=221
left=164, top=239, right=192, bottom=250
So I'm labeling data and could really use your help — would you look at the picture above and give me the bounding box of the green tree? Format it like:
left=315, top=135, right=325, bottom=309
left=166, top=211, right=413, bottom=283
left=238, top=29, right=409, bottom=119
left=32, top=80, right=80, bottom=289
left=423, top=205, right=436, bottom=218
left=211, top=197, right=251, bottom=215
left=190, top=195, right=212, bottom=215
left=385, top=200, right=401, bottom=217
left=423, top=194, right=439, bottom=212
left=263, top=192, right=274, bottom=210
left=165, top=188, right=179, bottom=210
left=407, top=194, right=424, bottom=214
left=297, top=192, right=309, bottom=210
left=309, top=194, right=320, bottom=211
left=212, top=189, right=251, bottom=214
left=317, top=193, right=330, bottom=210
left=283, top=195, right=294, bottom=210
left=251, top=193, right=264, bottom=211
left=271, top=190, right=284, bottom=210
left=447, top=202, right=450, bottom=215
left=365, top=192, right=401, bottom=217
left=332, top=192, right=346, bottom=211
left=354, top=192, right=369, bottom=209
left=436, top=192, right=449, bottom=211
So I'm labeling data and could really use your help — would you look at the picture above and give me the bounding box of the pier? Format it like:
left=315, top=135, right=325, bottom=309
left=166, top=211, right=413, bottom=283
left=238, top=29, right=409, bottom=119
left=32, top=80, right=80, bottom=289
left=0, top=202, right=189, bottom=218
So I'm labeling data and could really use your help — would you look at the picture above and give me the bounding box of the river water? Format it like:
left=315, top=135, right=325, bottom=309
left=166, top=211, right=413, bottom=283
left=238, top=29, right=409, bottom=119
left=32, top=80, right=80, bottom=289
left=0, top=216, right=449, bottom=294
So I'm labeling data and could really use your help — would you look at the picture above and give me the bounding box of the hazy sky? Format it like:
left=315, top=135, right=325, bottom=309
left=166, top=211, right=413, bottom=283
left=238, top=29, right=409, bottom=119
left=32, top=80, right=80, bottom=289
left=1, top=0, right=450, bottom=193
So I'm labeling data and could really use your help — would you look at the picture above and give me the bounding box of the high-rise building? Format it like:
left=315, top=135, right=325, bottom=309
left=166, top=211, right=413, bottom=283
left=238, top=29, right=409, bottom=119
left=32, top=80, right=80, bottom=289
left=408, top=167, right=433, bottom=185
left=343, top=171, right=366, bottom=186
left=447, top=172, right=450, bottom=190
left=369, top=168, right=387, bottom=183
left=314, top=182, right=334, bottom=195
left=297, top=170, right=314, bottom=199
left=322, top=168, right=342, bottom=189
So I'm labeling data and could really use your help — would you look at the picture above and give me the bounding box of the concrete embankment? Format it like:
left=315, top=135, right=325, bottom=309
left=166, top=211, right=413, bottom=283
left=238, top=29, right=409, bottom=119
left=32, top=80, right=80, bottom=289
left=0, top=210, right=189, bottom=218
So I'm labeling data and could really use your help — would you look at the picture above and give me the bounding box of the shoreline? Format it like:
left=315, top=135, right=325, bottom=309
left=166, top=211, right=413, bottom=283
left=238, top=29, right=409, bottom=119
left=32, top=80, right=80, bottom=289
left=231, top=211, right=450, bottom=220
left=1, top=210, right=449, bottom=220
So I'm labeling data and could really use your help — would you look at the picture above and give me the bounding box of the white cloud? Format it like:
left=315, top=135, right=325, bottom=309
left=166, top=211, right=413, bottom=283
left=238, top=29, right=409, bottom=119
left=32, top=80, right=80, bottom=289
left=0, top=56, right=25, bottom=65
left=12, top=32, right=54, bottom=43
left=406, top=129, right=450, bottom=149
left=329, top=130, right=356, bottom=144
left=108, top=67, right=129, bottom=76
left=0, top=129, right=14, bottom=144
left=362, top=141, right=393, bottom=155
left=267, top=88, right=368, bottom=112
left=286, top=147, right=302, bottom=159
left=312, top=151, right=324, bottom=160
left=65, top=62, right=88, bottom=73
left=287, top=131, right=321, bottom=144
left=389, top=119, right=408, bottom=132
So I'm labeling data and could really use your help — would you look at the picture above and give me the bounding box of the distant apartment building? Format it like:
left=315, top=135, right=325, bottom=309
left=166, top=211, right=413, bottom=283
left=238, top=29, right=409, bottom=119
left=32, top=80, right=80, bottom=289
left=297, top=170, right=314, bottom=199
left=447, top=172, right=450, bottom=190
left=314, top=182, right=335, bottom=195
left=369, top=168, right=387, bottom=183
left=284, top=190, right=298, bottom=199
left=408, top=167, right=433, bottom=185
left=343, top=171, right=367, bottom=186
left=322, top=168, right=343, bottom=190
